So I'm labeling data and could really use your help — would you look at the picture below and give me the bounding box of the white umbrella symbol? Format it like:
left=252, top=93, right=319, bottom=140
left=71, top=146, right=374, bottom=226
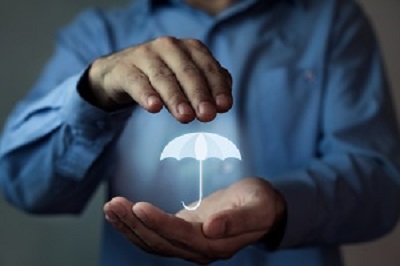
left=160, top=132, right=241, bottom=210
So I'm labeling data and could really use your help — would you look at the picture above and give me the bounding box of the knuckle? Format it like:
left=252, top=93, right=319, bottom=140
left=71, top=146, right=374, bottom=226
left=190, top=88, right=210, bottom=101
left=185, top=38, right=204, bottom=49
left=100, top=52, right=121, bottom=68
left=128, top=72, right=148, bottom=83
left=203, top=63, right=219, bottom=74
left=108, top=63, right=121, bottom=77
left=108, top=68, right=123, bottom=81
left=153, top=70, right=174, bottom=81
left=90, top=58, right=107, bottom=78
left=135, top=44, right=152, bottom=56
left=101, top=70, right=114, bottom=88
left=222, top=67, right=232, bottom=77
left=217, top=66, right=228, bottom=76
left=181, top=64, right=200, bottom=76
left=150, top=66, right=175, bottom=82
left=154, top=36, right=178, bottom=47
left=110, top=63, right=130, bottom=81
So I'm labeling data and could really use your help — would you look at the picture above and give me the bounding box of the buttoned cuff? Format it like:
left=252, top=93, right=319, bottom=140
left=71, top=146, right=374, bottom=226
left=61, top=70, right=134, bottom=139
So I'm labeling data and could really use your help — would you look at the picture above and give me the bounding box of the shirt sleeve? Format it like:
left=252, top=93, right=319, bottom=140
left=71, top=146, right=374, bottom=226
left=0, top=8, right=132, bottom=214
left=270, top=1, right=400, bottom=247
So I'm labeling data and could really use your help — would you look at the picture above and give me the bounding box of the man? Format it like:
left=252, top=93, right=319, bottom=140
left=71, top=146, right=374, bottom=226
left=1, top=0, right=400, bottom=265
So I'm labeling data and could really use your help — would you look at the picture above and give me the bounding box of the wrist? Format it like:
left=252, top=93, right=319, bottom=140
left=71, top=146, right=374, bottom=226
left=78, top=63, right=131, bottom=112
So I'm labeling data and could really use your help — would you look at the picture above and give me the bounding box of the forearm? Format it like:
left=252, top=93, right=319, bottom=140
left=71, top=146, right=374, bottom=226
left=270, top=148, right=400, bottom=248
left=0, top=73, right=132, bottom=213
left=273, top=0, right=400, bottom=247
left=0, top=8, right=133, bottom=213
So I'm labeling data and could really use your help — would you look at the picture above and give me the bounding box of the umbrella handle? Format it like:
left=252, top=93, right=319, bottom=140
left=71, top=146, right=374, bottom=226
left=182, top=160, right=203, bottom=211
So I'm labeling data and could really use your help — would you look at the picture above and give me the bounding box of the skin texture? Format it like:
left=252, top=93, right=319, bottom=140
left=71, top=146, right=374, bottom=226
left=103, top=177, right=285, bottom=264
left=88, top=36, right=233, bottom=123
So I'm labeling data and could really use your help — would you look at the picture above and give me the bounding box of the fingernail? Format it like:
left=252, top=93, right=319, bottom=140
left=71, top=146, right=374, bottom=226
left=177, top=102, right=193, bottom=115
left=134, top=206, right=147, bottom=223
left=111, top=202, right=126, bottom=218
left=198, top=101, right=216, bottom=116
left=105, top=214, right=116, bottom=222
left=147, top=95, right=161, bottom=107
left=215, top=94, right=231, bottom=109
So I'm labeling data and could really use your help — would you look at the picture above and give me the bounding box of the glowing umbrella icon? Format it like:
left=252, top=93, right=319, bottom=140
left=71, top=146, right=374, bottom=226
left=160, top=132, right=241, bottom=210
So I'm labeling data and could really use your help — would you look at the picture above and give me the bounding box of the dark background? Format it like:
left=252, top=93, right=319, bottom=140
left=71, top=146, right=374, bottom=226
left=0, top=0, right=399, bottom=265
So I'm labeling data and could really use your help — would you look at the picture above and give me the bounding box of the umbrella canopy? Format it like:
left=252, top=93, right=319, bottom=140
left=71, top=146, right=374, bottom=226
left=160, top=132, right=241, bottom=161
left=160, top=132, right=241, bottom=210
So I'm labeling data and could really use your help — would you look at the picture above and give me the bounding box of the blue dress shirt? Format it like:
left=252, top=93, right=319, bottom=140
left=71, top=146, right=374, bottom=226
left=1, top=0, right=400, bottom=265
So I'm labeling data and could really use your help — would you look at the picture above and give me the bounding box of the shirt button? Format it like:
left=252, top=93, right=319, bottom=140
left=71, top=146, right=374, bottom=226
left=304, top=70, right=317, bottom=83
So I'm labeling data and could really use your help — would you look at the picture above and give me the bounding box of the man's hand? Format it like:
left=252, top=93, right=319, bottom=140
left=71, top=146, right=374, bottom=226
left=103, top=177, right=286, bottom=264
left=85, top=36, right=232, bottom=123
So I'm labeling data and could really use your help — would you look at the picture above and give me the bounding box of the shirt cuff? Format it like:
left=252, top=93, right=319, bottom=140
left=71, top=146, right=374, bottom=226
left=61, top=70, right=134, bottom=138
left=268, top=170, right=318, bottom=248
left=256, top=193, right=288, bottom=250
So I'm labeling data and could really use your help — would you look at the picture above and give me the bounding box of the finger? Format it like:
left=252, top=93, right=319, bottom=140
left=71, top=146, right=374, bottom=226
left=177, top=208, right=267, bottom=261
left=184, top=39, right=233, bottom=113
left=116, top=65, right=163, bottom=113
left=141, top=57, right=196, bottom=123
left=103, top=200, right=152, bottom=253
left=134, top=203, right=265, bottom=261
left=133, top=202, right=209, bottom=253
left=203, top=205, right=271, bottom=239
left=156, top=37, right=217, bottom=122
left=110, top=198, right=205, bottom=261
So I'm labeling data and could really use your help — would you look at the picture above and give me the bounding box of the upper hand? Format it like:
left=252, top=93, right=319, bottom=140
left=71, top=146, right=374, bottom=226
left=103, top=177, right=286, bottom=264
left=86, top=37, right=233, bottom=123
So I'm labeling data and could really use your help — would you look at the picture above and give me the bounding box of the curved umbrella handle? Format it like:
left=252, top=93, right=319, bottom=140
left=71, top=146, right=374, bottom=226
left=182, top=160, right=203, bottom=211
left=182, top=200, right=201, bottom=211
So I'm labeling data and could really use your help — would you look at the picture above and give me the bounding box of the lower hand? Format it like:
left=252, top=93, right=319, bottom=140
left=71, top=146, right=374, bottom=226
left=103, top=177, right=286, bottom=264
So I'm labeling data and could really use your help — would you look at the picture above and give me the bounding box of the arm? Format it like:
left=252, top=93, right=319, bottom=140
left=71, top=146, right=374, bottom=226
left=0, top=9, right=131, bottom=214
left=0, top=8, right=233, bottom=214
left=272, top=0, right=400, bottom=247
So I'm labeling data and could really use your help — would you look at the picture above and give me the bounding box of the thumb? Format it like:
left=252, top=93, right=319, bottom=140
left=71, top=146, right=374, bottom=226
left=202, top=204, right=272, bottom=239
